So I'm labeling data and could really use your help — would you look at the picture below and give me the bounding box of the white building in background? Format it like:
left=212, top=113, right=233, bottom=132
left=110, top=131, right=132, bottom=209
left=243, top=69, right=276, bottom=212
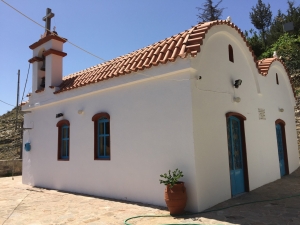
left=22, top=18, right=299, bottom=212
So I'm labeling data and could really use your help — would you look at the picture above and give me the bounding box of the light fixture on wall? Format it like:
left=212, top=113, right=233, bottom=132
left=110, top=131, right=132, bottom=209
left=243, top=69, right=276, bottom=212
left=78, top=110, right=84, bottom=115
left=233, top=97, right=241, bottom=103
left=56, top=113, right=64, bottom=118
left=279, top=108, right=284, bottom=112
left=234, top=79, right=242, bottom=88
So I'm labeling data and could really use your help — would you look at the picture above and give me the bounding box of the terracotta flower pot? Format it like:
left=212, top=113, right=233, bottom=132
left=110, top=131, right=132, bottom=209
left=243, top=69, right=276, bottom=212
left=164, top=182, right=187, bottom=215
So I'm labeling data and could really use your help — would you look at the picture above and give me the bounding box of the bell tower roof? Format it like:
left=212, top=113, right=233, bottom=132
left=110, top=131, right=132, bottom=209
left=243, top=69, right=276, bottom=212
left=29, top=8, right=67, bottom=50
left=29, top=33, right=67, bottom=50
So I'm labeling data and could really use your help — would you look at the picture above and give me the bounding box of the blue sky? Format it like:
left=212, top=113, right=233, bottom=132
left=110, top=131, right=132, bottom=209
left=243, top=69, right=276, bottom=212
left=0, top=0, right=295, bottom=115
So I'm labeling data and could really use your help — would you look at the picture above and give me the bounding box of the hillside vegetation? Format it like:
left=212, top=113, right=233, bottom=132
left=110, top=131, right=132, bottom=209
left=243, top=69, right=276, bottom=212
left=0, top=107, right=23, bottom=160
left=246, top=0, right=300, bottom=89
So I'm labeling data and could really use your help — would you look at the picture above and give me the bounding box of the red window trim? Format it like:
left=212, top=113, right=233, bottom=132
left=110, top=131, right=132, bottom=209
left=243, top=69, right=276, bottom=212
left=225, top=112, right=246, bottom=120
left=56, top=120, right=70, bottom=161
left=92, top=112, right=111, bottom=160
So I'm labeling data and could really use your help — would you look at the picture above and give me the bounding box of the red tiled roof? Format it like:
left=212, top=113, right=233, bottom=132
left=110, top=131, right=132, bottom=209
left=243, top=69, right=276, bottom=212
left=258, top=57, right=295, bottom=98
left=54, top=20, right=292, bottom=96
left=20, top=101, right=29, bottom=106
left=55, top=20, right=258, bottom=94
left=258, top=58, right=289, bottom=76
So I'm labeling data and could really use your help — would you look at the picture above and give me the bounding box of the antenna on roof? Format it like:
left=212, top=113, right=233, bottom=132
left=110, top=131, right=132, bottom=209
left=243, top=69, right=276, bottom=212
left=226, top=16, right=231, bottom=22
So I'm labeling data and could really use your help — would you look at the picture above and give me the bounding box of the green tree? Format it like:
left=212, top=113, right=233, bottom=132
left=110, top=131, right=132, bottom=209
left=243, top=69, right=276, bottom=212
left=245, top=29, right=264, bottom=58
left=261, top=33, right=300, bottom=86
left=196, top=0, right=225, bottom=22
left=249, top=0, right=272, bottom=47
left=267, top=10, right=285, bottom=46
left=285, top=0, right=300, bottom=33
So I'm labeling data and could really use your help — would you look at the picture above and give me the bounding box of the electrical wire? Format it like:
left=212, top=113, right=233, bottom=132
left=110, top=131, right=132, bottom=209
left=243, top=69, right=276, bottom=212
left=0, top=0, right=106, bottom=62
left=0, top=99, right=14, bottom=107
left=1, top=0, right=196, bottom=83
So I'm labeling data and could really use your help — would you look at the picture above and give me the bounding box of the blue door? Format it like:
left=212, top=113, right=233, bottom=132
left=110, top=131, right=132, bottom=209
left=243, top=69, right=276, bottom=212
left=227, top=116, right=245, bottom=196
left=276, top=124, right=286, bottom=176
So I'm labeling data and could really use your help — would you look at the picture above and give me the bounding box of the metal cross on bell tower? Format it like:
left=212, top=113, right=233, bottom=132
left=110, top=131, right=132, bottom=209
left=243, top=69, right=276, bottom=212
left=43, top=8, right=54, bottom=33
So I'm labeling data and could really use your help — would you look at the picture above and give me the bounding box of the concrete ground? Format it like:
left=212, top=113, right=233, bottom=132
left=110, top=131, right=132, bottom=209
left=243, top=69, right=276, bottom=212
left=1, top=167, right=300, bottom=225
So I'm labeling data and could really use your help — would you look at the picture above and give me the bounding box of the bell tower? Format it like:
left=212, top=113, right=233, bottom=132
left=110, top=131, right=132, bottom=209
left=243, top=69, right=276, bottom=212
left=28, top=8, right=67, bottom=94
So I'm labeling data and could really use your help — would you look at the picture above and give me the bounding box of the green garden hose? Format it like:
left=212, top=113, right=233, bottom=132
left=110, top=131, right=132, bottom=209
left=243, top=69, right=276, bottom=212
left=124, top=193, right=300, bottom=225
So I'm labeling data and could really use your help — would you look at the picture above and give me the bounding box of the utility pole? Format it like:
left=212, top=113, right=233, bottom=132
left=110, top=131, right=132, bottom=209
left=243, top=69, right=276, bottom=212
left=15, top=70, right=20, bottom=131
left=13, top=70, right=21, bottom=172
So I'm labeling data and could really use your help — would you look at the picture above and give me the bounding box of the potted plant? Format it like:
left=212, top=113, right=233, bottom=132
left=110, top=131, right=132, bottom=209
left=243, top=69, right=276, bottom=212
left=159, top=168, right=187, bottom=215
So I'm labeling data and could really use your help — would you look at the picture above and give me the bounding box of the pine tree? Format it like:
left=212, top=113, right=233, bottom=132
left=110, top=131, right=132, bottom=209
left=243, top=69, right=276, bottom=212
left=196, top=0, right=225, bottom=22
left=286, top=0, right=300, bottom=33
left=249, top=0, right=272, bottom=47
left=267, top=10, right=285, bottom=45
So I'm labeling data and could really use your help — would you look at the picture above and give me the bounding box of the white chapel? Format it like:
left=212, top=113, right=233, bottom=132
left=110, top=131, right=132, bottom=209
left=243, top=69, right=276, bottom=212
left=22, top=9, right=299, bottom=212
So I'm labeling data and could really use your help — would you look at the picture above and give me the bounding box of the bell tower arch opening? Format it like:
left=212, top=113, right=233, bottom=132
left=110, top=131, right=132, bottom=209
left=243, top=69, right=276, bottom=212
left=37, top=48, right=46, bottom=90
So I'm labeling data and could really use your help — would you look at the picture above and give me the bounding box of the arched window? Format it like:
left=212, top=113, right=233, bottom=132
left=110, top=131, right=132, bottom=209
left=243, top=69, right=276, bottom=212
left=56, top=120, right=70, bottom=160
left=276, top=73, right=279, bottom=85
left=228, top=45, right=234, bottom=63
left=92, top=113, right=110, bottom=160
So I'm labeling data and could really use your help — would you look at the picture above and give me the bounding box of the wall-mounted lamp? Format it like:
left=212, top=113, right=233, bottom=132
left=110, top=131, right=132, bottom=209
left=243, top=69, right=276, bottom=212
left=233, top=97, right=241, bottom=103
left=78, top=110, right=84, bottom=115
left=56, top=113, right=64, bottom=118
left=234, top=79, right=242, bottom=88
left=279, top=108, right=284, bottom=112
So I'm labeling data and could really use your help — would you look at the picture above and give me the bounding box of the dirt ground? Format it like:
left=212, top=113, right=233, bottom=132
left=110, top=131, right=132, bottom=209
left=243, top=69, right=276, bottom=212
left=1, top=166, right=300, bottom=225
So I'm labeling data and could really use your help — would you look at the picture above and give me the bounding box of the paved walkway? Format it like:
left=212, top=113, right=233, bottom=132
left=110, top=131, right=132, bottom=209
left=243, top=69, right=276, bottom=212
left=1, top=167, right=300, bottom=225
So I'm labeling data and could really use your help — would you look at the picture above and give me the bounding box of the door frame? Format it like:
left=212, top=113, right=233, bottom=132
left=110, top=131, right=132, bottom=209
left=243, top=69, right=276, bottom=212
left=226, top=112, right=250, bottom=194
left=275, top=119, right=289, bottom=175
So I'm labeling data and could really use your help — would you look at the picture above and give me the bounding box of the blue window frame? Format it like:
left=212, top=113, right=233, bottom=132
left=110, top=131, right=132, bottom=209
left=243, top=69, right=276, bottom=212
left=61, top=125, right=69, bottom=159
left=97, top=118, right=110, bottom=159
left=92, top=113, right=110, bottom=160
left=56, top=120, right=70, bottom=161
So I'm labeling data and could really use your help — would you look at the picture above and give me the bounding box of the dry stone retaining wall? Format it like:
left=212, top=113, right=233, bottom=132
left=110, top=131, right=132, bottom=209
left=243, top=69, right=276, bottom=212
left=0, top=159, right=22, bottom=177
left=295, top=96, right=300, bottom=158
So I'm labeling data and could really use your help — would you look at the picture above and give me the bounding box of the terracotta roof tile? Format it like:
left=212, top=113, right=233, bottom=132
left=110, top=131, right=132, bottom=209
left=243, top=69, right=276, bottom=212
left=258, top=57, right=295, bottom=98
left=35, top=88, right=45, bottom=93
left=54, top=21, right=282, bottom=94
left=20, top=101, right=29, bottom=106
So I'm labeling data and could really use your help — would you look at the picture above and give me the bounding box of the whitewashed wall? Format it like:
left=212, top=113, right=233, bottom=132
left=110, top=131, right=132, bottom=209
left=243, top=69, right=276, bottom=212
left=190, top=25, right=298, bottom=211
left=22, top=59, right=200, bottom=211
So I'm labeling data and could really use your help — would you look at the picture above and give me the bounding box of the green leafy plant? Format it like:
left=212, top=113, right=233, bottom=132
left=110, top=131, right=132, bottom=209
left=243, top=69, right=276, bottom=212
left=159, top=168, right=184, bottom=188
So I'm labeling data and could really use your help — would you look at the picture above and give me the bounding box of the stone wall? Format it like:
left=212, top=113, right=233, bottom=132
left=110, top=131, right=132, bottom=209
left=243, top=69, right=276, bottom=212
left=295, top=96, right=300, bottom=158
left=0, top=159, right=22, bottom=177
